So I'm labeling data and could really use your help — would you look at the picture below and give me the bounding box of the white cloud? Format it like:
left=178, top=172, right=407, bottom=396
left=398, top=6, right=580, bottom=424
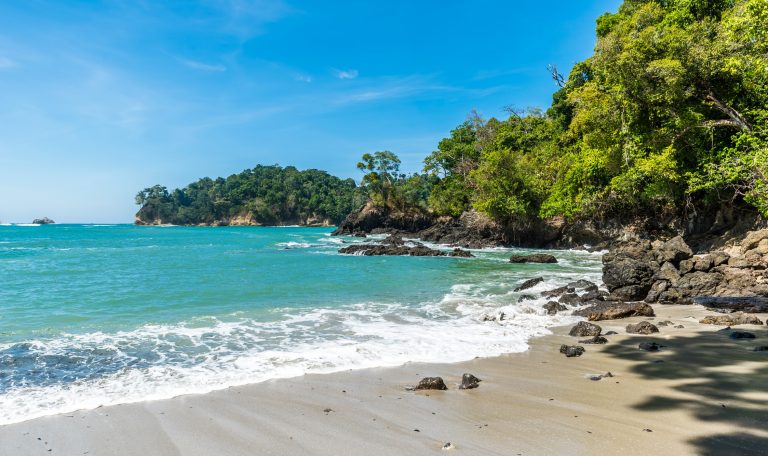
left=0, top=56, right=17, bottom=69
left=335, top=69, right=358, bottom=80
left=295, top=74, right=312, bottom=83
left=180, top=58, right=227, bottom=72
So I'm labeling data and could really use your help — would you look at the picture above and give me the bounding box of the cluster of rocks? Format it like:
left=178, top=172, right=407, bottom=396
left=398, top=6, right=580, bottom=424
left=338, top=235, right=473, bottom=258
left=602, top=230, right=768, bottom=304
left=412, top=374, right=481, bottom=391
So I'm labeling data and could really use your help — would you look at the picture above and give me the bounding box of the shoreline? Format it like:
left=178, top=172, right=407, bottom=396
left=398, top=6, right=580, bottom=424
left=2, top=304, right=766, bottom=455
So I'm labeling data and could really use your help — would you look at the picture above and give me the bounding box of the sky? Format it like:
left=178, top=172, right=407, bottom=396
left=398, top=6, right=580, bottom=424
left=0, top=0, right=622, bottom=223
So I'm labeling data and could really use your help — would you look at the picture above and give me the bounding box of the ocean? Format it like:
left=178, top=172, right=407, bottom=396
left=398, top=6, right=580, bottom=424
left=0, top=224, right=602, bottom=425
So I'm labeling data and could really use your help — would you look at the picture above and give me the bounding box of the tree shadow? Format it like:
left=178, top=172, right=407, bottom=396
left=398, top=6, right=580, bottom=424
left=600, top=326, right=768, bottom=455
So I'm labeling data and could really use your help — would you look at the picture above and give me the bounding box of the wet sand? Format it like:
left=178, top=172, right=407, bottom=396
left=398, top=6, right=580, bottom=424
left=1, top=304, right=767, bottom=456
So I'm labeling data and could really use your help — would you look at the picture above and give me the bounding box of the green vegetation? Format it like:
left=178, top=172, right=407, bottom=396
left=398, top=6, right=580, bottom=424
left=374, top=0, right=767, bottom=222
left=135, top=165, right=363, bottom=225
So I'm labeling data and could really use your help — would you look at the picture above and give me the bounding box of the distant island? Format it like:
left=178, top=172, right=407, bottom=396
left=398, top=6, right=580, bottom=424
left=32, top=217, right=55, bottom=225
left=134, top=165, right=365, bottom=226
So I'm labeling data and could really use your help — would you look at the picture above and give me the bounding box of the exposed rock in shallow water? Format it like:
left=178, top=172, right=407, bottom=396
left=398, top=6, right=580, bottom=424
left=459, top=373, right=481, bottom=390
left=542, top=286, right=575, bottom=298
left=543, top=301, right=567, bottom=315
left=699, top=313, right=764, bottom=326
left=567, top=280, right=598, bottom=290
left=569, top=321, right=602, bottom=337
left=415, top=377, right=447, bottom=390
left=626, top=321, right=659, bottom=335
left=32, top=217, right=54, bottom=224
left=518, top=294, right=536, bottom=303
left=573, top=302, right=655, bottom=321
left=338, top=236, right=474, bottom=258
left=509, top=254, right=557, bottom=264
left=559, top=345, right=585, bottom=357
left=514, top=277, right=544, bottom=292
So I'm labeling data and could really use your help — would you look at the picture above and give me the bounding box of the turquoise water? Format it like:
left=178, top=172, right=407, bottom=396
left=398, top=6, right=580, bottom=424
left=0, top=224, right=603, bottom=424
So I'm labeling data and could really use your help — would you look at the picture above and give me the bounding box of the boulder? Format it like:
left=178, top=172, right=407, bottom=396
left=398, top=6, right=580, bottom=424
left=568, top=321, right=602, bottom=337
left=415, top=377, right=448, bottom=390
left=573, top=302, right=655, bottom=321
left=693, top=255, right=714, bottom=272
left=543, top=301, right=567, bottom=315
left=639, top=342, right=661, bottom=352
left=700, top=313, right=764, bottom=326
left=729, top=331, right=756, bottom=340
left=518, top=294, right=536, bottom=303
left=579, top=336, right=608, bottom=344
left=458, top=373, right=481, bottom=390
left=678, top=259, right=695, bottom=275
left=514, top=277, right=544, bottom=292
left=509, top=254, right=558, bottom=264
left=558, top=293, right=582, bottom=305
left=645, top=281, right=669, bottom=303
left=567, top=279, right=598, bottom=290
left=559, top=345, right=585, bottom=357
left=655, top=236, right=693, bottom=265
left=711, top=251, right=730, bottom=267
left=655, top=262, right=681, bottom=284
left=626, top=321, right=659, bottom=335
left=449, top=248, right=474, bottom=258
left=675, top=272, right=723, bottom=298
left=580, top=289, right=608, bottom=301
left=740, top=229, right=768, bottom=253
left=542, top=286, right=575, bottom=298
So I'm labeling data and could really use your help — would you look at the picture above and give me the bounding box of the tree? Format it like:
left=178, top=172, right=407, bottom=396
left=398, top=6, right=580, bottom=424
left=357, top=151, right=401, bottom=207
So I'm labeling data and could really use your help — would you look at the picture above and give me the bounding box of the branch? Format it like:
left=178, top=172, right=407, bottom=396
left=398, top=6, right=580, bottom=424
left=706, top=92, right=752, bottom=132
left=547, top=64, right=565, bottom=88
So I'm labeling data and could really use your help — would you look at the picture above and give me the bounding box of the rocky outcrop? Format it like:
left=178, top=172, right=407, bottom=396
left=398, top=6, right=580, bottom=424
left=509, top=254, right=558, bottom=264
left=693, top=296, right=768, bottom=313
left=332, top=202, right=435, bottom=237
left=32, top=217, right=54, bottom=224
left=573, top=302, right=655, bottom=321
left=338, top=235, right=474, bottom=258
left=699, top=313, right=764, bottom=326
left=603, top=230, right=768, bottom=304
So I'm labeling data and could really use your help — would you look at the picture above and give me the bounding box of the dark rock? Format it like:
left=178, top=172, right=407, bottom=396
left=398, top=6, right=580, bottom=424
left=693, top=296, right=768, bottom=313
left=655, top=236, right=693, bottom=265
left=638, top=342, right=661, bottom=352
left=514, top=277, right=544, bottom=292
left=579, top=336, right=608, bottom=344
left=558, top=293, right=581, bottom=305
left=645, top=281, right=669, bottom=303
left=567, top=280, right=598, bottom=290
left=543, top=301, right=567, bottom=315
left=449, top=248, right=474, bottom=258
left=589, top=371, right=614, bottom=381
left=603, top=258, right=655, bottom=300
left=753, top=346, right=768, bottom=352
left=415, top=377, right=447, bottom=390
left=573, top=302, right=655, bottom=321
left=542, top=286, right=575, bottom=298
left=729, top=331, right=756, bottom=340
left=604, top=330, right=619, bottom=335
left=609, top=284, right=653, bottom=301
left=656, top=320, right=674, bottom=326
left=518, top=294, right=536, bottom=303
left=674, top=325, right=685, bottom=328
left=675, top=272, right=723, bottom=299
left=700, top=313, right=764, bottom=326
left=569, top=321, right=602, bottom=337
left=32, top=217, right=54, bottom=224
left=509, top=254, right=558, bottom=264
left=626, top=321, right=659, bottom=335
left=459, top=373, right=481, bottom=390
left=655, top=262, right=681, bottom=284
left=580, top=289, right=608, bottom=302
left=559, top=345, right=585, bottom=357
left=339, top=243, right=448, bottom=257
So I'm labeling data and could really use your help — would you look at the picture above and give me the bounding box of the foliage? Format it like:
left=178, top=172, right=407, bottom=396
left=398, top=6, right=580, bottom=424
left=135, top=165, right=364, bottom=225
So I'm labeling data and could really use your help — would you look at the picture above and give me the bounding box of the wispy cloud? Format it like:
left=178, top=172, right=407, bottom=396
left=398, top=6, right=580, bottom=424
left=334, top=69, right=358, bottom=80
left=294, top=74, right=312, bottom=83
left=179, top=58, right=227, bottom=72
left=0, top=56, right=17, bottom=69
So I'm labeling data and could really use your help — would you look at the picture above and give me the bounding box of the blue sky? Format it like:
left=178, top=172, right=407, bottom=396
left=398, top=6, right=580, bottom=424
left=0, top=0, right=622, bottom=223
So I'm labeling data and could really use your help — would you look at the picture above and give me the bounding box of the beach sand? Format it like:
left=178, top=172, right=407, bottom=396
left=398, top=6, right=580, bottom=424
left=1, top=304, right=767, bottom=456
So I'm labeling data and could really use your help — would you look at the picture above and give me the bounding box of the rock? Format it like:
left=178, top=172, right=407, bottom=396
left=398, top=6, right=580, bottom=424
left=580, top=289, right=608, bottom=302
left=645, top=280, right=669, bottom=303
left=514, top=277, right=544, bottom=292
left=729, top=331, right=756, bottom=340
left=518, top=294, right=536, bottom=303
left=711, top=251, right=730, bottom=267
left=543, top=301, right=567, bottom=315
left=656, top=320, right=674, bottom=326
left=32, top=217, right=54, bottom=224
left=415, top=377, right=448, bottom=390
left=604, top=330, right=619, bottom=335
left=655, top=236, right=693, bottom=265
left=459, top=373, right=481, bottom=390
left=674, top=325, right=685, bottom=328
left=558, top=293, right=582, bottom=305
left=693, top=296, right=768, bottom=313
left=753, top=346, right=768, bottom=352
left=449, top=248, right=474, bottom=258
left=481, top=312, right=505, bottom=322
left=573, top=302, right=655, bottom=321
left=603, top=258, right=655, bottom=300
left=589, top=372, right=614, bottom=381
left=509, top=254, right=558, bottom=264
left=655, top=262, right=681, bottom=284
left=626, top=321, right=659, bottom=334
left=339, top=243, right=446, bottom=256
left=639, top=342, right=661, bottom=352
left=559, top=345, right=585, bottom=357
left=700, top=313, right=764, bottom=326
left=569, top=321, right=602, bottom=337
left=675, top=271, right=723, bottom=298
left=442, top=442, right=455, bottom=451
left=542, top=286, right=575, bottom=298
left=579, top=336, right=608, bottom=344
left=740, top=229, right=768, bottom=253
left=567, top=280, right=598, bottom=290
left=693, top=255, right=714, bottom=272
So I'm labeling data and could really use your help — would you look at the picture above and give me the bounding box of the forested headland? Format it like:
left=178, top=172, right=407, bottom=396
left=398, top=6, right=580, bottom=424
left=137, top=0, right=767, bottom=234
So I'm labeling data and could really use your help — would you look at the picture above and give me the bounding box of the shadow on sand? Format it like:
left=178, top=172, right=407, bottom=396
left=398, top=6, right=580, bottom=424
left=600, top=321, right=768, bottom=456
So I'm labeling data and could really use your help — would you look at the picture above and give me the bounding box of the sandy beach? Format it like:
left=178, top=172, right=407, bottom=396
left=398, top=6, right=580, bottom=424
left=1, top=304, right=766, bottom=456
